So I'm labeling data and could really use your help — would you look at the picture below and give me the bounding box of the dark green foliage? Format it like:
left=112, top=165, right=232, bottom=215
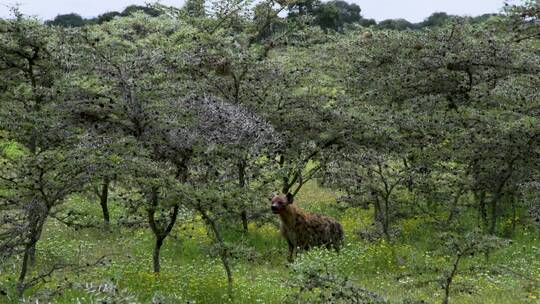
left=95, top=11, right=121, bottom=24
left=120, top=5, right=161, bottom=17
left=358, top=17, right=377, bottom=27
left=287, top=270, right=388, bottom=303
left=44, top=13, right=85, bottom=27
left=287, top=0, right=319, bottom=17
left=286, top=0, right=362, bottom=31
left=315, top=1, right=362, bottom=31
left=330, top=1, right=362, bottom=24
left=418, top=12, right=456, bottom=28
left=184, top=0, right=206, bottom=17
left=377, top=12, right=498, bottom=31
left=470, top=13, right=497, bottom=24
left=503, top=0, right=540, bottom=42
left=44, top=5, right=162, bottom=27
left=377, top=18, right=416, bottom=30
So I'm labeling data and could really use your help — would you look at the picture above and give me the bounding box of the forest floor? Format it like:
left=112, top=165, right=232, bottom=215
left=1, top=181, right=539, bottom=303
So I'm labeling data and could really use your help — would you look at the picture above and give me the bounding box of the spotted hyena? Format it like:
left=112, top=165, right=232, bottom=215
left=271, top=193, right=344, bottom=261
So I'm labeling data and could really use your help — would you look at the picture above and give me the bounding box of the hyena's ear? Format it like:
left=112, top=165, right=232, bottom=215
left=286, top=193, right=294, bottom=204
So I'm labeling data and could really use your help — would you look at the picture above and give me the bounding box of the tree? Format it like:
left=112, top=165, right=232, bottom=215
left=470, top=13, right=497, bottom=24
left=64, top=14, right=193, bottom=273
left=503, top=0, right=540, bottom=42
left=358, top=17, right=376, bottom=27
left=377, top=18, right=415, bottom=30
left=187, top=22, right=353, bottom=197
left=251, top=2, right=282, bottom=41
left=89, top=5, right=162, bottom=25
left=184, top=0, right=206, bottom=17
left=180, top=98, right=277, bottom=296
left=0, top=12, right=96, bottom=296
left=45, top=13, right=87, bottom=27
left=94, top=11, right=121, bottom=24
left=330, top=0, right=362, bottom=24
left=285, top=0, right=362, bottom=31
left=313, top=2, right=340, bottom=31
left=120, top=5, right=161, bottom=17
left=287, top=0, right=320, bottom=18
left=439, top=231, right=508, bottom=304
left=419, top=12, right=455, bottom=28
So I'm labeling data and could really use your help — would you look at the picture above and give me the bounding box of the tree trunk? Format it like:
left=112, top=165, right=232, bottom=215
left=199, top=207, right=234, bottom=299
left=28, top=218, right=45, bottom=266
left=511, top=194, right=517, bottom=236
left=446, top=186, right=464, bottom=225
left=17, top=243, right=31, bottom=297
left=99, top=176, right=110, bottom=229
left=442, top=253, right=463, bottom=304
left=382, top=195, right=391, bottom=241
left=237, top=159, right=248, bottom=233
left=241, top=211, right=248, bottom=232
left=18, top=209, right=47, bottom=296
left=28, top=202, right=48, bottom=266
left=372, top=194, right=390, bottom=240
left=489, top=193, right=499, bottom=235
left=279, top=155, right=291, bottom=194
left=146, top=188, right=180, bottom=273
left=220, top=251, right=234, bottom=299
left=476, top=192, right=488, bottom=229
left=153, top=237, right=164, bottom=273
left=373, top=195, right=382, bottom=226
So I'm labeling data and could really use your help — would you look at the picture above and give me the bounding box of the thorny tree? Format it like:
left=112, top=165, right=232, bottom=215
left=0, top=12, right=97, bottom=296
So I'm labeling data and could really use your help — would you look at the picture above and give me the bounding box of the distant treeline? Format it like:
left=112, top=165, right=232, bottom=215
left=45, top=1, right=497, bottom=31
left=44, top=5, right=161, bottom=27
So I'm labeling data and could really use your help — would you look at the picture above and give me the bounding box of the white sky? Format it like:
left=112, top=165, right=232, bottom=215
left=0, top=0, right=506, bottom=22
left=352, top=0, right=505, bottom=22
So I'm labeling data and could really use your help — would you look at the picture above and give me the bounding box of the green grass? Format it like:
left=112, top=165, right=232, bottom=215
left=0, top=139, right=26, bottom=158
left=1, top=181, right=539, bottom=303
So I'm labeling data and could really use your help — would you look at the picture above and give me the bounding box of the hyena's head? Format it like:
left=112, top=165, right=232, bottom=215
left=271, top=192, right=293, bottom=214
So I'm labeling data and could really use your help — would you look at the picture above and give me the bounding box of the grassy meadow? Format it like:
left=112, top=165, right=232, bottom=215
left=1, top=181, right=538, bottom=304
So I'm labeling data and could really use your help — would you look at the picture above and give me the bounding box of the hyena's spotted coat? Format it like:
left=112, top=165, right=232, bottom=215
left=271, top=193, right=344, bottom=261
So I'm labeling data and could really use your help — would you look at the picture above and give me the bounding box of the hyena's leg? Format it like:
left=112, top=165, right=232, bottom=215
left=333, top=241, right=341, bottom=253
left=287, top=240, right=295, bottom=262
left=333, top=223, right=344, bottom=253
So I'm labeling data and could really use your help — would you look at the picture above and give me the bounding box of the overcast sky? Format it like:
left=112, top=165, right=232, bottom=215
left=0, top=0, right=506, bottom=23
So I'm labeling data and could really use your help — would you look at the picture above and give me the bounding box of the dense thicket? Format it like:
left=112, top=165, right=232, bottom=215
left=1, top=0, right=539, bottom=302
